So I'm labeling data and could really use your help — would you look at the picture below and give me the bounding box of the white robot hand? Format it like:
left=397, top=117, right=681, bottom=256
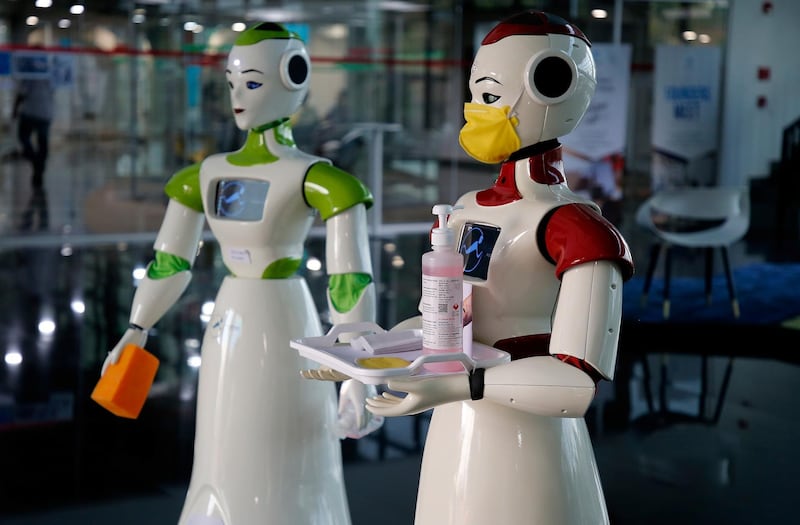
left=101, top=326, right=148, bottom=376
left=366, top=373, right=472, bottom=417
left=335, top=379, right=384, bottom=439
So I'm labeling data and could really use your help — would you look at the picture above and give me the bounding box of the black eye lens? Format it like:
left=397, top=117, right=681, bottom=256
left=533, top=56, right=573, bottom=99
left=482, top=93, right=499, bottom=104
left=287, top=55, right=308, bottom=86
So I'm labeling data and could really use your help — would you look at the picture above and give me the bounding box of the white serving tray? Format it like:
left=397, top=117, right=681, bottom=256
left=291, top=322, right=510, bottom=385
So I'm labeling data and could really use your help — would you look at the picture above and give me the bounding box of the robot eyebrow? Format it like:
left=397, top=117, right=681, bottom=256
left=242, top=68, right=264, bottom=74
left=475, top=76, right=502, bottom=85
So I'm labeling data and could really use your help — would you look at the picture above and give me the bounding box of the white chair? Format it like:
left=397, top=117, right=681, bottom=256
left=635, top=185, right=750, bottom=319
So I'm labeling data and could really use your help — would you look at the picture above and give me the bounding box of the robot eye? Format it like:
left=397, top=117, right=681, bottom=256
left=246, top=81, right=262, bottom=90
left=532, top=56, right=573, bottom=100
left=482, top=93, right=500, bottom=104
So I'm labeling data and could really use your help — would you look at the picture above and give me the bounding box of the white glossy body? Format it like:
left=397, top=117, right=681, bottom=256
left=180, top=276, right=347, bottom=524
left=413, top=165, right=622, bottom=524
left=172, top=132, right=358, bottom=525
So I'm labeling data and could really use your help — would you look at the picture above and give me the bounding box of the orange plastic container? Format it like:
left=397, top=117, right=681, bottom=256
left=91, top=344, right=159, bottom=419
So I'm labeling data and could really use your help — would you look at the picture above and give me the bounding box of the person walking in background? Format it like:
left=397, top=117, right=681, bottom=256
left=14, top=74, right=54, bottom=191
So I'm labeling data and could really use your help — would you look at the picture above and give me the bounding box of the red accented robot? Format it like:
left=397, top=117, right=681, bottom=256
left=363, top=11, right=634, bottom=524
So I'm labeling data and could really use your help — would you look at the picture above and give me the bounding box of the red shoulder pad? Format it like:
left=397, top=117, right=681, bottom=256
left=543, top=203, right=634, bottom=281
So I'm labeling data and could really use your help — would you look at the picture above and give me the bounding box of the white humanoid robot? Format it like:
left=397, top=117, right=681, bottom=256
left=362, top=11, right=635, bottom=524
left=97, top=23, right=381, bottom=525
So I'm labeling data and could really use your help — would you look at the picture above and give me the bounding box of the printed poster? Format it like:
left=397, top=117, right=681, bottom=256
left=562, top=43, right=632, bottom=226
left=650, top=45, right=722, bottom=190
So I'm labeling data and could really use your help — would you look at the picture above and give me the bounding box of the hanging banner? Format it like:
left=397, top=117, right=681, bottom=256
left=651, top=45, right=722, bottom=190
left=562, top=43, right=632, bottom=225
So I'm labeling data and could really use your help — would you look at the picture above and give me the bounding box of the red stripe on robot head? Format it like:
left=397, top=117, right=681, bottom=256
left=481, top=10, right=591, bottom=47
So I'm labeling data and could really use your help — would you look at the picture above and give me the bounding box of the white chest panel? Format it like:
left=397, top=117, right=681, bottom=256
left=448, top=159, right=590, bottom=344
left=200, top=149, right=322, bottom=278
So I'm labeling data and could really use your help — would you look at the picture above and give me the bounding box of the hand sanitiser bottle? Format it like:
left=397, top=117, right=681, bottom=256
left=421, top=204, right=465, bottom=372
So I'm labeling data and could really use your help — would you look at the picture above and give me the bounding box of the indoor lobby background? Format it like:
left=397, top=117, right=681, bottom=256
left=1, top=1, right=799, bottom=524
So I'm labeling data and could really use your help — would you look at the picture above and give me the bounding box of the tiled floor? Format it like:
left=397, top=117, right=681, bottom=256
left=1, top=136, right=799, bottom=524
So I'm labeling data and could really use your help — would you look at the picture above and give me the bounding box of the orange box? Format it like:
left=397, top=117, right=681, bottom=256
left=91, top=344, right=159, bottom=419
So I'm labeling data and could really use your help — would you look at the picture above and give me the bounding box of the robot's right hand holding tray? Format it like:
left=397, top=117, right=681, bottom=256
left=366, top=260, right=625, bottom=420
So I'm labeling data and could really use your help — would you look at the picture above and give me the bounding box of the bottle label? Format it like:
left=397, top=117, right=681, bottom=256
left=421, top=275, right=463, bottom=350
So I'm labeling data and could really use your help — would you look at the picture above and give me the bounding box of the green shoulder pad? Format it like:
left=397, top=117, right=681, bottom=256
left=304, top=163, right=373, bottom=221
left=165, top=163, right=204, bottom=213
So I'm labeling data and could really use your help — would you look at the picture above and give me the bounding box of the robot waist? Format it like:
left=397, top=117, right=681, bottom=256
left=493, top=333, right=550, bottom=360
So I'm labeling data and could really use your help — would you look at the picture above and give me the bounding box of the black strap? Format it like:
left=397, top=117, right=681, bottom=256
left=469, top=368, right=485, bottom=400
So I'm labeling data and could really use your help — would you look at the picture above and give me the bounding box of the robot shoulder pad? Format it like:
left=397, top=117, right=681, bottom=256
left=165, top=163, right=204, bottom=213
left=542, top=203, right=634, bottom=281
left=304, top=162, right=374, bottom=220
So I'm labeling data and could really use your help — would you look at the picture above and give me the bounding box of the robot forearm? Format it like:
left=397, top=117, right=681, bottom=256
left=129, top=269, right=192, bottom=330
left=130, top=198, right=205, bottom=331
left=480, top=356, right=596, bottom=417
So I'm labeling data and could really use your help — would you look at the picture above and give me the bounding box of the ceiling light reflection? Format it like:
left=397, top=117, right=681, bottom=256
left=38, top=319, right=56, bottom=336
left=5, top=351, right=22, bottom=366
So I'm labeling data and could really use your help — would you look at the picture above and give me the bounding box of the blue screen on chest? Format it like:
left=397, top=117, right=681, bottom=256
left=458, top=222, right=501, bottom=281
left=214, top=179, right=270, bottom=221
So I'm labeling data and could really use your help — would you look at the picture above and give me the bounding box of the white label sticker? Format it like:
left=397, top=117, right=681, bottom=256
left=228, top=247, right=251, bottom=264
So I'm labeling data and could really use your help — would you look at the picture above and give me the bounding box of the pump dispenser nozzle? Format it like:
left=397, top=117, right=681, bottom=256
left=431, top=204, right=454, bottom=248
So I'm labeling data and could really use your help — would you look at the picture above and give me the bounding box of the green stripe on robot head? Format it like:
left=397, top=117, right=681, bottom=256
left=234, top=22, right=303, bottom=46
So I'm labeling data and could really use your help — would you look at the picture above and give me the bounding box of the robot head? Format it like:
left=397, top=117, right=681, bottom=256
left=459, top=11, right=596, bottom=163
left=226, top=22, right=311, bottom=131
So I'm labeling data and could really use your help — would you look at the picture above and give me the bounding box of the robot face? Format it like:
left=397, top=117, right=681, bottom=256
left=469, top=32, right=595, bottom=147
left=226, top=37, right=310, bottom=130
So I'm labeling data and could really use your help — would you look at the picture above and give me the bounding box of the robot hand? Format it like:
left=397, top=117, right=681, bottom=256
left=335, top=379, right=385, bottom=439
left=300, top=367, right=350, bottom=382
left=101, top=326, right=148, bottom=376
left=366, top=373, right=471, bottom=417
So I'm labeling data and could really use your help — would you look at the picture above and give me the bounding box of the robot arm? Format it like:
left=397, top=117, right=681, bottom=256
left=368, top=260, right=625, bottom=419
left=322, top=194, right=382, bottom=438
left=102, top=199, right=205, bottom=375
left=478, top=259, right=624, bottom=417
left=550, top=259, right=624, bottom=381
left=325, top=203, right=376, bottom=328
left=366, top=357, right=596, bottom=419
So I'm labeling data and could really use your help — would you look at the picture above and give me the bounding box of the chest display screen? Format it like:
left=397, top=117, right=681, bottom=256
left=458, top=222, right=501, bottom=281
left=214, top=179, right=270, bottom=221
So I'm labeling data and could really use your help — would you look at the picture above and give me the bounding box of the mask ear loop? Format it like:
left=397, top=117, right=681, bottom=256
left=506, top=87, right=526, bottom=124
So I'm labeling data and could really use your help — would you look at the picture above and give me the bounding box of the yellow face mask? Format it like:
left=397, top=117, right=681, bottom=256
left=458, top=103, right=521, bottom=164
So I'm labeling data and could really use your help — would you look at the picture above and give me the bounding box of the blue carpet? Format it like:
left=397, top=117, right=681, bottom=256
left=623, top=262, right=800, bottom=326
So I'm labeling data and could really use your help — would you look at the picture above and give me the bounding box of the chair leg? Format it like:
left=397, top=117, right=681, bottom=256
left=720, top=246, right=740, bottom=318
left=662, top=245, right=672, bottom=319
left=711, top=357, right=735, bottom=424
left=698, top=354, right=708, bottom=420
left=641, top=242, right=662, bottom=307
left=704, top=247, right=714, bottom=305
left=659, top=354, right=669, bottom=416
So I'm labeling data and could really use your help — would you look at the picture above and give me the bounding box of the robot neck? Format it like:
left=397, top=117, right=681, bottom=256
left=507, top=138, right=560, bottom=162
left=228, top=118, right=296, bottom=166
left=476, top=140, right=565, bottom=206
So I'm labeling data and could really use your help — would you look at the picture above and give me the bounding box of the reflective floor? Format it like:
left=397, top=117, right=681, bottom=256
left=1, top=134, right=799, bottom=524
